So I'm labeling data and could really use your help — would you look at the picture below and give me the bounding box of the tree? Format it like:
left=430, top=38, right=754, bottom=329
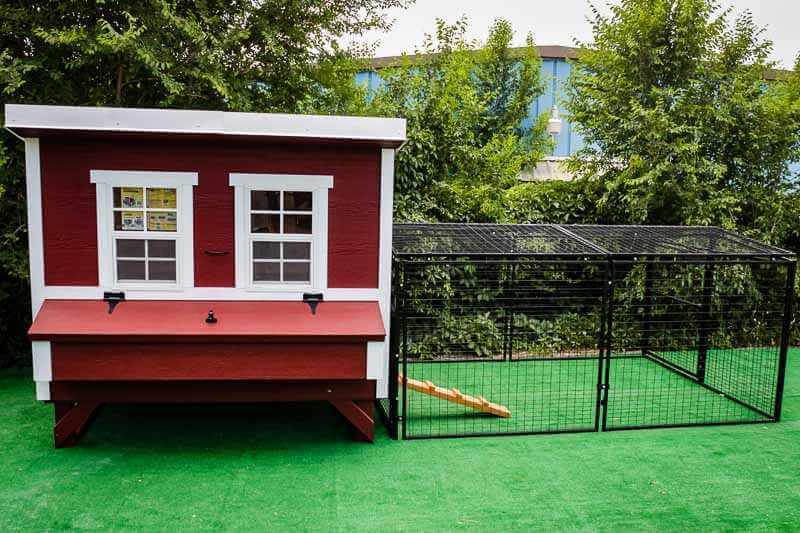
left=369, top=18, right=551, bottom=222
left=0, top=0, right=409, bottom=366
left=565, top=0, right=800, bottom=239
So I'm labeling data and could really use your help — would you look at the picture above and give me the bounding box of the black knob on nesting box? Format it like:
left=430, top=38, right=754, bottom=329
left=205, top=309, right=218, bottom=324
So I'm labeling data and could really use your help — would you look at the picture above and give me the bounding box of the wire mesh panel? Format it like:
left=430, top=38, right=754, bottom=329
left=387, top=223, right=795, bottom=440
left=603, top=258, right=793, bottom=429
left=396, top=257, right=607, bottom=439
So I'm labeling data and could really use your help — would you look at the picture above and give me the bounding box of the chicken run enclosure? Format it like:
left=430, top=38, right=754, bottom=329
left=383, top=224, right=796, bottom=440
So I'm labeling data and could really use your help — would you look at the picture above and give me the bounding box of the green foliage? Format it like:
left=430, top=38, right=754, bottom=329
left=565, top=0, right=800, bottom=241
left=0, top=0, right=409, bottom=366
left=369, top=18, right=551, bottom=222
left=501, top=179, right=603, bottom=224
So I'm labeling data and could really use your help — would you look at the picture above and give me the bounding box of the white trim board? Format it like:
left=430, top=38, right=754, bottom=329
left=24, top=138, right=45, bottom=317
left=90, top=170, right=198, bottom=186
left=376, top=148, right=396, bottom=399
left=39, top=285, right=381, bottom=301
left=32, top=341, right=51, bottom=401
left=6, top=104, right=406, bottom=146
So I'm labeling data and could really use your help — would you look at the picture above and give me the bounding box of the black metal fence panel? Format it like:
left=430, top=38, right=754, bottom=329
left=393, top=257, right=607, bottom=439
left=384, top=224, right=795, bottom=440
left=603, top=258, right=791, bottom=430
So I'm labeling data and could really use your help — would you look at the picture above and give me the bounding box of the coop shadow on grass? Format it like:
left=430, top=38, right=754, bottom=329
left=73, top=402, right=368, bottom=451
left=385, top=224, right=795, bottom=440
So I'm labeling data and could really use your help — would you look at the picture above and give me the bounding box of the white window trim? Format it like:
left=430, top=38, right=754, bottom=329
left=91, top=170, right=197, bottom=292
left=230, top=173, right=332, bottom=292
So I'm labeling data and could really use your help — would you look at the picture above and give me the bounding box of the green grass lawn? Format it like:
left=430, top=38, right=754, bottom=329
left=1, top=350, right=799, bottom=530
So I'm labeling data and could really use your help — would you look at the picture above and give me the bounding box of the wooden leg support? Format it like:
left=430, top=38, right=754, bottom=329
left=53, top=401, right=101, bottom=448
left=330, top=400, right=374, bottom=443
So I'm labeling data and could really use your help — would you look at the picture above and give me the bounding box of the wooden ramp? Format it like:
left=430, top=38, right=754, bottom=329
left=399, top=374, right=511, bottom=418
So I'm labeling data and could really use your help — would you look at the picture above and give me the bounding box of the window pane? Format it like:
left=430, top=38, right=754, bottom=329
left=284, top=262, right=310, bottom=283
left=284, top=191, right=312, bottom=211
left=253, top=262, right=280, bottom=282
left=114, top=187, right=143, bottom=208
left=117, top=260, right=146, bottom=280
left=116, top=239, right=145, bottom=258
left=148, top=240, right=176, bottom=258
left=251, top=190, right=279, bottom=211
left=115, top=211, right=144, bottom=231
left=283, top=214, right=312, bottom=234
left=147, top=188, right=177, bottom=209
left=148, top=260, right=176, bottom=281
left=251, top=214, right=280, bottom=233
left=284, top=242, right=311, bottom=260
left=253, top=241, right=280, bottom=259
left=147, top=211, right=177, bottom=232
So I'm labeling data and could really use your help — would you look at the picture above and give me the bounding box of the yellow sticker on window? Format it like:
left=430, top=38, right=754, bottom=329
left=147, top=188, right=177, bottom=209
left=147, top=211, right=177, bottom=232
left=120, top=187, right=144, bottom=208
left=121, top=211, right=144, bottom=231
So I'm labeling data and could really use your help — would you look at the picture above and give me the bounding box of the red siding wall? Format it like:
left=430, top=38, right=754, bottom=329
left=52, top=342, right=367, bottom=380
left=39, top=135, right=381, bottom=288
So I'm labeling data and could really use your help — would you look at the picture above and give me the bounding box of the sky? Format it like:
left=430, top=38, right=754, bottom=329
left=359, top=0, right=799, bottom=69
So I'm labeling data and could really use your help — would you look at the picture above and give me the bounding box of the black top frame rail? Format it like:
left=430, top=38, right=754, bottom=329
left=393, top=223, right=795, bottom=262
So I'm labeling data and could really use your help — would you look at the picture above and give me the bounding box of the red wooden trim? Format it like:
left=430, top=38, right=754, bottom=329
left=53, top=401, right=100, bottom=448
left=52, top=342, right=367, bottom=381
left=50, top=379, right=376, bottom=403
left=330, top=400, right=374, bottom=442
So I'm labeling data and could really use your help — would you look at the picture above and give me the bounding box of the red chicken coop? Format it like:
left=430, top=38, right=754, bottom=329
left=6, top=104, right=405, bottom=447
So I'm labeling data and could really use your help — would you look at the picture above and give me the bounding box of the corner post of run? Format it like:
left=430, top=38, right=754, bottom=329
left=387, top=254, right=402, bottom=439
left=399, top=258, right=408, bottom=440
left=774, top=259, right=796, bottom=421
left=697, top=257, right=716, bottom=383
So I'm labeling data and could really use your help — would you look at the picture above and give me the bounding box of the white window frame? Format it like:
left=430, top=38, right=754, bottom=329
left=90, top=170, right=197, bottom=292
left=230, top=173, right=332, bottom=292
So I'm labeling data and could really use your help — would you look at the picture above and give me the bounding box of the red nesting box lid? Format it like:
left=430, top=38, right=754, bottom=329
left=29, top=300, right=385, bottom=342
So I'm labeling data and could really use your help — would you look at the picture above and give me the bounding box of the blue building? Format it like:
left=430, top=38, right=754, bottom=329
left=356, top=45, right=583, bottom=180
left=357, top=45, right=798, bottom=181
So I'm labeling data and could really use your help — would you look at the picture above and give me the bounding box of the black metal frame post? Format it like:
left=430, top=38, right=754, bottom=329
left=641, top=258, right=656, bottom=356
left=503, top=262, right=517, bottom=361
left=399, top=259, right=408, bottom=440
left=594, top=259, right=610, bottom=431
left=774, top=260, right=796, bottom=421
left=600, top=257, right=615, bottom=431
left=696, top=258, right=716, bottom=383
left=387, top=256, right=402, bottom=439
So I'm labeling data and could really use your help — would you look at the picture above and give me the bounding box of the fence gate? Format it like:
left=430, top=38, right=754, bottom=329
left=379, top=224, right=795, bottom=440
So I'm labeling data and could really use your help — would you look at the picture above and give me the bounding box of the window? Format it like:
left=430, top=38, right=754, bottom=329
left=250, top=190, right=313, bottom=283
left=91, top=171, right=197, bottom=290
left=230, top=174, right=332, bottom=291
left=112, top=186, right=178, bottom=283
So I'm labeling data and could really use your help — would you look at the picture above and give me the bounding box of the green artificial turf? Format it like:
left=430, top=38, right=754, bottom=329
left=1, top=350, right=799, bottom=530
left=404, top=350, right=772, bottom=438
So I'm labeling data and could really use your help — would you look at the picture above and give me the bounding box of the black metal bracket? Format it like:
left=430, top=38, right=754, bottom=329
left=303, top=292, right=324, bottom=315
left=103, top=291, right=125, bottom=314
left=205, top=309, right=218, bottom=324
